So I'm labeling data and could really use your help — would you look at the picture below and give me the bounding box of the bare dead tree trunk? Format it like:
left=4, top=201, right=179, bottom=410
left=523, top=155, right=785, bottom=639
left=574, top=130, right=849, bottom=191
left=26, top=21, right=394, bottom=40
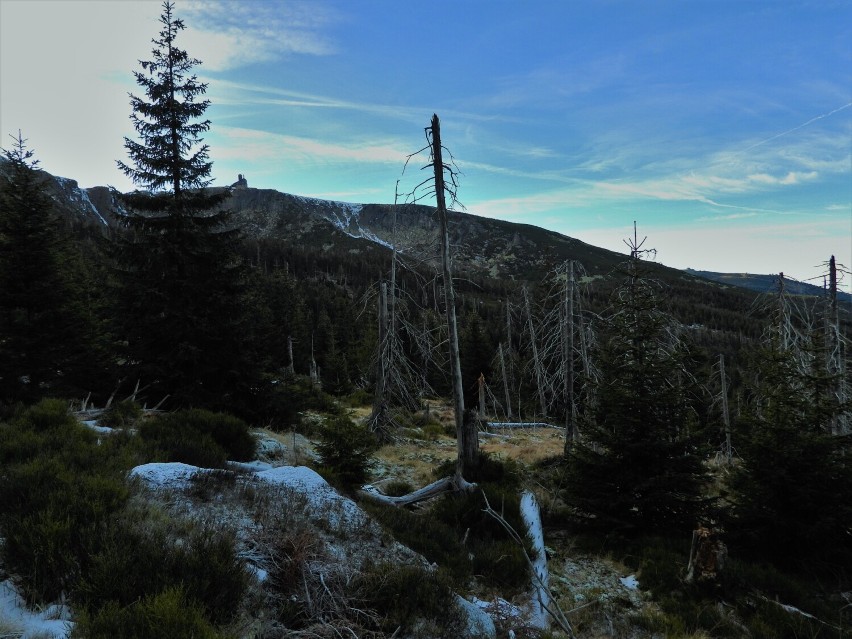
left=505, top=302, right=517, bottom=420
left=368, top=281, right=392, bottom=439
left=478, top=372, right=486, bottom=420
left=431, top=114, right=477, bottom=476
left=498, top=342, right=513, bottom=421
left=825, top=256, right=846, bottom=435
left=310, top=335, right=320, bottom=388
left=524, top=286, right=548, bottom=418
left=286, top=335, right=295, bottom=376
left=719, top=353, right=732, bottom=463
left=564, top=261, right=579, bottom=453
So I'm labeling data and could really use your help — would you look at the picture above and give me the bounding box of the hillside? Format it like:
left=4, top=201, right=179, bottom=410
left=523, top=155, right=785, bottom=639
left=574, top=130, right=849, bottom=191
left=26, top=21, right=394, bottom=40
left=686, top=268, right=851, bottom=302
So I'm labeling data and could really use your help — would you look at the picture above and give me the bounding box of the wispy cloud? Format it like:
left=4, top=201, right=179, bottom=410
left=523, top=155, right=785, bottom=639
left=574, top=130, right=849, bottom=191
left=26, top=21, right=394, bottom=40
left=181, top=0, right=339, bottom=71
left=740, top=102, right=852, bottom=153
left=207, top=79, right=514, bottom=127
left=213, top=126, right=409, bottom=166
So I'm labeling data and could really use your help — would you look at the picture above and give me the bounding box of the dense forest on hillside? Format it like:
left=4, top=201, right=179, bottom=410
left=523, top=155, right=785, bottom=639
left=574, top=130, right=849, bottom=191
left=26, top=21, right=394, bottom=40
left=1, top=3, right=851, bottom=638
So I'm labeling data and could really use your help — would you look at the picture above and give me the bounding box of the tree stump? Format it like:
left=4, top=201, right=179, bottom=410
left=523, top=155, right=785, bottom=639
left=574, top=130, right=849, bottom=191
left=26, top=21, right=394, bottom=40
left=685, top=526, right=727, bottom=585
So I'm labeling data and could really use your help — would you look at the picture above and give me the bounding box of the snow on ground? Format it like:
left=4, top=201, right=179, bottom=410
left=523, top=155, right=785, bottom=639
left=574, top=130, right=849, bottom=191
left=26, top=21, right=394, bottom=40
left=0, top=579, right=72, bottom=639
left=130, top=462, right=208, bottom=490
left=620, top=575, right=640, bottom=590
left=81, top=419, right=116, bottom=434
left=255, top=465, right=365, bottom=527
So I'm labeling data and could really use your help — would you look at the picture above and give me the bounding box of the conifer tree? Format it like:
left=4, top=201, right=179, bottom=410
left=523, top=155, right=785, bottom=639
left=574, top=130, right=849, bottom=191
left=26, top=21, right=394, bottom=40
left=726, top=331, right=852, bottom=571
left=564, top=239, right=710, bottom=535
left=0, top=133, right=106, bottom=402
left=114, top=1, right=250, bottom=409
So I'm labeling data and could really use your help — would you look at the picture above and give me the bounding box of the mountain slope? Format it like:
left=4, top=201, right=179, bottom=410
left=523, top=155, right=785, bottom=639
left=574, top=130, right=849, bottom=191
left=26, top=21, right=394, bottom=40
left=686, top=268, right=851, bottom=302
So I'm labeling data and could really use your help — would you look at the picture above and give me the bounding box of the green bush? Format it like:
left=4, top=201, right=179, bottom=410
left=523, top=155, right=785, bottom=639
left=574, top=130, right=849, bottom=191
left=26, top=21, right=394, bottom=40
left=14, top=397, right=77, bottom=431
left=75, top=513, right=248, bottom=626
left=0, top=400, right=130, bottom=604
left=363, top=484, right=531, bottom=592
left=266, top=375, right=341, bottom=431
left=140, top=409, right=255, bottom=466
left=178, top=409, right=255, bottom=461
left=99, top=399, right=142, bottom=429
left=353, top=562, right=463, bottom=636
left=315, top=415, right=378, bottom=487
left=140, top=417, right=228, bottom=468
left=73, top=587, right=224, bottom=639
left=383, top=479, right=415, bottom=497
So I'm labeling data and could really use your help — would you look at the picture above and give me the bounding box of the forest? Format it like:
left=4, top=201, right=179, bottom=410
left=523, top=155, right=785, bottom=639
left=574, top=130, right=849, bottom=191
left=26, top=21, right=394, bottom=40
left=1, top=2, right=851, bottom=638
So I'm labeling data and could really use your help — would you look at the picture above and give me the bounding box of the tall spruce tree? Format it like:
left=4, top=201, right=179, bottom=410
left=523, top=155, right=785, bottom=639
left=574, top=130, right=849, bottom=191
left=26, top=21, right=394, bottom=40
left=114, top=1, right=250, bottom=409
left=0, top=133, right=106, bottom=402
left=564, top=249, right=711, bottom=535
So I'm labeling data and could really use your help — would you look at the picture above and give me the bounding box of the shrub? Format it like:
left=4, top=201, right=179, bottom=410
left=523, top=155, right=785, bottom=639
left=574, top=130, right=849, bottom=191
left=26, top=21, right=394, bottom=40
left=353, top=562, right=463, bottom=637
left=363, top=485, right=531, bottom=592
left=0, top=401, right=130, bottom=604
left=265, top=375, right=341, bottom=431
left=177, top=409, right=255, bottom=461
left=75, top=513, right=248, bottom=626
left=140, top=409, right=255, bottom=466
left=140, top=417, right=228, bottom=468
left=315, top=415, right=378, bottom=487
left=14, top=397, right=76, bottom=432
left=99, top=399, right=142, bottom=429
left=383, top=479, right=414, bottom=497
left=73, top=587, right=223, bottom=639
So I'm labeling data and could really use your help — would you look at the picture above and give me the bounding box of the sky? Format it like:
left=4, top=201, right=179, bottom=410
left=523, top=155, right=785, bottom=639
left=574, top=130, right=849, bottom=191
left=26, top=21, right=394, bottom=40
left=1, top=0, right=850, bottom=291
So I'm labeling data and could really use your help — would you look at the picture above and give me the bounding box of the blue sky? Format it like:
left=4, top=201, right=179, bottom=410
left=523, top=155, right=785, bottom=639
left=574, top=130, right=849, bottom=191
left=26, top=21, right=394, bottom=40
left=1, top=0, right=850, bottom=290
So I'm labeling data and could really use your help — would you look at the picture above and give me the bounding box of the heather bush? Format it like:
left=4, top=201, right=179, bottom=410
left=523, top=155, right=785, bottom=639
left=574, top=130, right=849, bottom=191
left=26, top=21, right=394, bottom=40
left=139, top=409, right=255, bottom=468
left=73, top=587, right=224, bottom=639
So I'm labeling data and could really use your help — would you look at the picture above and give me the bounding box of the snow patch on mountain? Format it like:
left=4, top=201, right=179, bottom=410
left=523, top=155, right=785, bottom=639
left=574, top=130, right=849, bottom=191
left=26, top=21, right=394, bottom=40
left=297, top=195, right=395, bottom=250
left=53, top=176, right=108, bottom=226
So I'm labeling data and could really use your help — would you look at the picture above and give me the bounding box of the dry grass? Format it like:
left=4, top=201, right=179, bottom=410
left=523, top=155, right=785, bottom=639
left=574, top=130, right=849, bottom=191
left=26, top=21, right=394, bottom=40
left=0, top=616, right=24, bottom=638
left=367, top=399, right=567, bottom=488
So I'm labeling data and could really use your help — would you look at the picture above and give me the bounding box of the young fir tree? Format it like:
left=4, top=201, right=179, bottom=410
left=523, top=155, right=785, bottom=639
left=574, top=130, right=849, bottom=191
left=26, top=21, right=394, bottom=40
left=725, top=333, right=852, bottom=572
left=564, top=248, right=711, bottom=536
left=0, top=133, right=106, bottom=402
left=114, top=1, right=252, bottom=409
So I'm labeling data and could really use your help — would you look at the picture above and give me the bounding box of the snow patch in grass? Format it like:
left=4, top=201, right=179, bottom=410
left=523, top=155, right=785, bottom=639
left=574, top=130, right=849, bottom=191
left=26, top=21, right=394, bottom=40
left=620, top=574, right=639, bottom=590
left=0, top=580, right=72, bottom=639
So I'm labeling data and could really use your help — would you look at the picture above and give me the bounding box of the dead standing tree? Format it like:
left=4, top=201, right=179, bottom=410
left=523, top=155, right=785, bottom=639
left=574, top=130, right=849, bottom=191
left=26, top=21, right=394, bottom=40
left=362, top=114, right=478, bottom=505
left=822, top=256, right=850, bottom=435
left=428, top=114, right=479, bottom=477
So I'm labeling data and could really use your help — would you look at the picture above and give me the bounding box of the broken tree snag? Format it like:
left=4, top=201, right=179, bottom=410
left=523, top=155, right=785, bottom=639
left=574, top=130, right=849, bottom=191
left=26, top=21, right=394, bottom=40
left=430, top=113, right=478, bottom=477
left=685, top=526, right=727, bottom=585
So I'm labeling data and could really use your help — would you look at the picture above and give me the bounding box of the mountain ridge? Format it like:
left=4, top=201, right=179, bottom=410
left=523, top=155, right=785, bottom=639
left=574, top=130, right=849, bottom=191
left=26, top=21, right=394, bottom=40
left=2, top=155, right=840, bottom=301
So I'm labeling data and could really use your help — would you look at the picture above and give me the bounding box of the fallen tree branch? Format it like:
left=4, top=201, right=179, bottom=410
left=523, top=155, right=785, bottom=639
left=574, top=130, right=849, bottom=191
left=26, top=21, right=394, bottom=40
left=359, top=474, right=476, bottom=507
left=482, top=492, right=576, bottom=638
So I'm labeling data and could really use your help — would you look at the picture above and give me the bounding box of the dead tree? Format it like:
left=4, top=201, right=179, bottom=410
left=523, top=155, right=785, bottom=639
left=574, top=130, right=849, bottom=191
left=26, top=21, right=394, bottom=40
left=498, top=342, right=513, bottom=421
left=523, top=286, right=549, bottom=418
left=286, top=336, right=295, bottom=376
left=362, top=114, right=478, bottom=505
left=822, top=256, right=850, bottom=435
left=718, top=353, right=733, bottom=464
left=430, top=114, right=478, bottom=476
left=368, top=281, right=392, bottom=440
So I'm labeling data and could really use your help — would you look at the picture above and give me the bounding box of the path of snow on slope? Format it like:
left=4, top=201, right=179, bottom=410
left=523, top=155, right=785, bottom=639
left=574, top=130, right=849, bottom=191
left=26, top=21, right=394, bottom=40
left=297, top=195, right=395, bottom=250
left=54, top=176, right=108, bottom=226
left=0, top=579, right=72, bottom=639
